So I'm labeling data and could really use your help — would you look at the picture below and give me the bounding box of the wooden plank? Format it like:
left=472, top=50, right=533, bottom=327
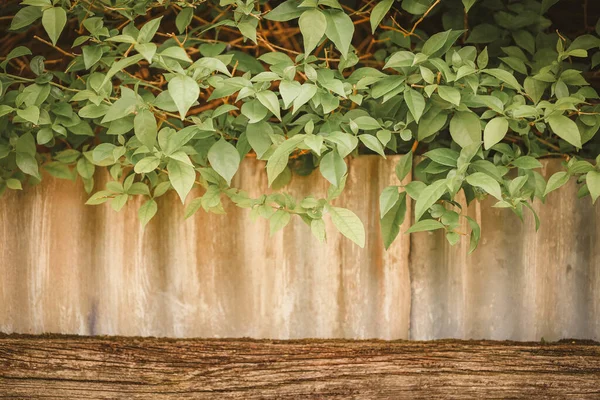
left=0, top=335, right=599, bottom=399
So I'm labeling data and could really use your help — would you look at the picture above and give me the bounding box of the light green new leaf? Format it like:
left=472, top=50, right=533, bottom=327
left=168, top=74, right=199, bottom=120
left=415, top=179, right=448, bottom=221
left=544, top=171, right=570, bottom=196
left=483, top=117, right=508, bottom=150
left=370, top=0, right=394, bottom=33
left=42, top=7, right=67, bottom=46
left=299, top=9, right=327, bottom=55
left=320, top=150, right=347, bottom=187
left=328, top=206, right=365, bottom=247
left=137, top=16, right=163, bottom=44
left=466, top=172, right=503, bottom=200
left=353, top=116, right=381, bottom=130
left=586, top=171, right=600, bottom=204
left=324, top=10, right=354, bottom=58
left=404, top=88, right=425, bottom=123
left=462, top=0, right=477, bottom=12
left=167, top=159, right=196, bottom=203
left=138, top=199, right=158, bottom=227
left=134, top=109, right=157, bottom=150
left=311, top=219, right=326, bottom=242
left=406, top=219, right=445, bottom=233
left=270, top=210, right=291, bottom=236
left=134, top=156, right=161, bottom=174
left=450, top=111, right=482, bottom=148
left=293, top=83, right=318, bottom=113
left=208, top=138, right=241, bottom=185
left=547, top=114, right=582, bottom=148
left=256, top=91, right=281, bottom=120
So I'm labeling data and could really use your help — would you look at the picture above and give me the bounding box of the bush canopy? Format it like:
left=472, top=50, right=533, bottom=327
left=1, top=0, right=599, bottom=249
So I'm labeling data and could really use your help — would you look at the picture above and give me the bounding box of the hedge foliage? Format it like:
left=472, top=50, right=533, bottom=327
left=1, top=0, right=599, bottom=249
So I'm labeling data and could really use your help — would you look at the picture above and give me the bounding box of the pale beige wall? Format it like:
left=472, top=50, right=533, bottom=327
left=0, top=157, right=598, bottom=341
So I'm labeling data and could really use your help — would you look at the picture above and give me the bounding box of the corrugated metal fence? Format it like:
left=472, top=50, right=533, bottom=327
left=0, top=157, right=598, bottom=341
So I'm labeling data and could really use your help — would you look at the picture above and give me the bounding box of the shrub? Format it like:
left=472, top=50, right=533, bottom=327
left=1, top=0, right=599, bottom=250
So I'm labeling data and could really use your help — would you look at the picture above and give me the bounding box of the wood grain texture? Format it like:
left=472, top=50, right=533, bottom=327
left=0, top=156, right=411, bottom=339
left=0, top=335, right=599, bottom=399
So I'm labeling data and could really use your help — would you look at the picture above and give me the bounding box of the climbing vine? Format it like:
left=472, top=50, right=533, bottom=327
left=1, top=0, right=599, bottom=250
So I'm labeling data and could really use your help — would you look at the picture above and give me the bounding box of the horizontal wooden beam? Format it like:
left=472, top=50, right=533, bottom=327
left=0, top=335, right=599, bottom=399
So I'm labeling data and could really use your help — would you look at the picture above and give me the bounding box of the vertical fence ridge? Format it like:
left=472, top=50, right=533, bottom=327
left=0, top=157, right=598, bottom=340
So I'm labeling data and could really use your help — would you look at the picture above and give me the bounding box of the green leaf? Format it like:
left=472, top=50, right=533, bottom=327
left=320, top=150, right=347, bottom=187
left=138, top=199, right=158, bottom=227
left=406, top=219, right=445, bottom=233
left=512, top=156, right=542, bottom=170
left=466, top=172, right=503, bottom=200
left=465, top=216, right=481, bottom=253
left=17, top=106, right=39, bottom=124
left=10, top=6, right=42, bottom=31
left=353, top=116, right=381, bottom=130
left=270, top=210, right=291, bottom=236
left=265, top=0, right=306, bottom=21
left=586, top=171, right=600, bottom=204
left=547, top=114, right=582, bottom=148
left=241, top=100, right=268, bottom=123
left=381, top=192, right=407, bottom=249
left=483, top=117, right=508, bottom=150
left=167, top=159, right=196, bottom=203
left=462, top=0, right=477, bottom=12
left=256, top=91, right=281, bottom=120
left=370, top=0, right=394, bottom=33
left=134, top=109, right=157, bottom=150
left=16, top=153, right=39, bottom=178
left=246, top=121, right=272, bottom=158
left=138, top=16, right=163, bottom=44
left=544, top=171, right=569, bottom=196
left=438, top=86, right=461, bottom=106
left=483, top=68, right=523, bottom=91
left=305, top=134, right=324, bottom=155
left=415, top=179, right=448, bottom=221
left=404, top=88, right=425, bottom=123
left=77, top=157, right=95, bottom=179
left=6, top=179, right=22, bottom=190
left=311, top=219, right=327, bottom=242
left=208, top=138, right=241, bottom=185
left=359, top=135, right=386, bottom=157
left=328, top=206, right=365, bottom=247
left=176, top=7, right=194, bottom=34
left=135, top=43, right=157, bottom=63
left=380, top=186, right=400, bottom=218
left=134, top=156, right=161, bottom=174
left=450, top=111, right=482, bottom=148
left=299, top=9, right=327, bottom=55
left=82, top=45, right=103, bottom=69
left=424, top=148, right=459, bottom=167
left=395, top=152, right=413, bottom=181
left=42, top=7, right=67, bottom=46
left=324, top=10, right=354, bottom=58
left=168, top=74, right=199, bottom=120
left=417, top=109, right=447, bottom=140
left=266, top=135, right=305, bottom=186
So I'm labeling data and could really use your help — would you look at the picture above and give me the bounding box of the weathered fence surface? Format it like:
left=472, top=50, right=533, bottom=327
left=1, top=335, right=599, bottom=399
left=0, top=157, right=599, bottom=341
